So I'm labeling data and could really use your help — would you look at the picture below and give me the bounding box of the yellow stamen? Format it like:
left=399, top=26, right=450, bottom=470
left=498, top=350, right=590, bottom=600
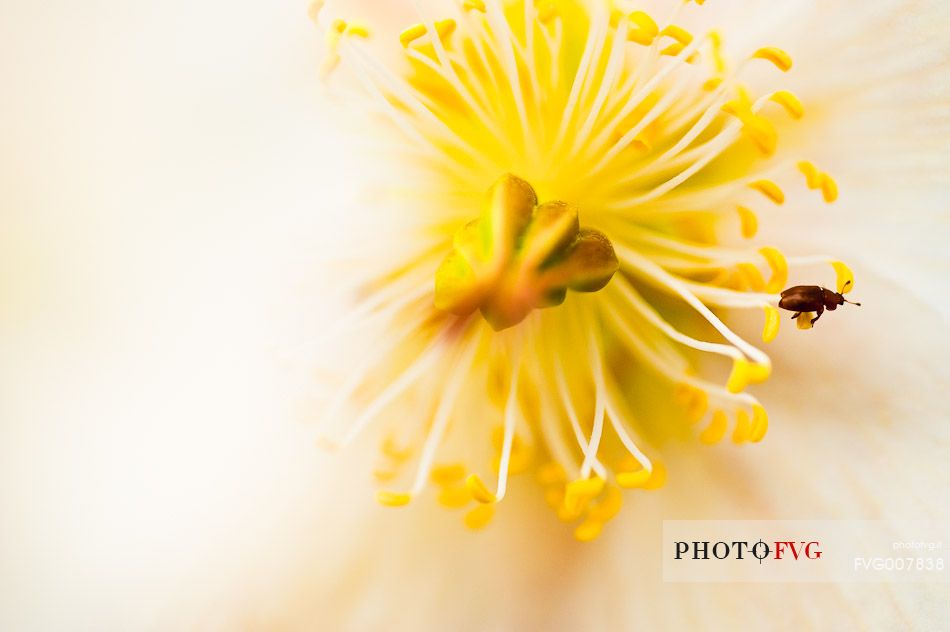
left=463, top=504, right=495, bottom=530
left=726, top=357, right=771, bottom=393
left=749, top=180, right=785, bottom=205
left=685, top=387, right=709, bottom=423
left=588, top=485, right=623, bottom=523
left=798, top=161, right=822, bottom=188
left=373, top=469, right=399, bottom=483
left=399, top=24, right=428, bottom=48
left=563, top=477, right=605, bottom=515
left=737, top=205, right=758, bottom=238
left=376, top=491, right=412, bottom=507
left=796, top=312, right=814, bottom=329
left=708, top=30, right=726, bottom=73
left=381, top=435, right=412, bottom=461
left=627, top=11, right=659, bottom=46
left=831, top=261, right=854, bottom=294
left=759, top=246, right=788, bottom=293
left=737, top=263, right=767, bottom=292
left=616, top=468, right=651, bottom=488
left=462, top=0, right=486, bottom=13
left=465, top=473, right=497, bottom=503
left=732, top=410, right=752, bottom=443
left=574, top=520, right=604, bottom=542
left=430, top=463, right=466, bottom=486
left=344, top=22, right=370, bottom=38
left=660, top=24, right=693, bottom=46
left=752, top=46, right=793, bottom=72
left=770, top=90, right=803, bottom=119
left=820, top=174, right=839, bottom=203
left=643, top=462, right=667, bottom=490
left=750, top=405, right=769, bottom=442
left=536, top=461, right=567, bottom=486
left=762, top=305, right=780, bottom=343
left=700, top=410, right=729, bottom=444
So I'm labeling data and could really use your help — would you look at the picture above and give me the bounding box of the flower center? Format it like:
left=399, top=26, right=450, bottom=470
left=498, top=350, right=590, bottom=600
left=434, top=174, right=618, bottom=330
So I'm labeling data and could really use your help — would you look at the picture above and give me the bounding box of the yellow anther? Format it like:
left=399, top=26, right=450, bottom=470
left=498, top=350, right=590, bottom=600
left=749, top=405, right=769, bottom=442
left=564, top=477, right=605, bottom=515
left=462, top=0, right=486, bottom=12
left=643, top=461, right=667, bottom=489
left=752, top=46, right=793, bottom=72
left=344, top=22, right=370, bottom=38
left=660, top=24, right=693, bottom=46
left=820, top=173, right=838, bottom=203
left=536, top=1, right=558, bottom=23
left=588, top=484, right=623, bottom=523
left=307, top=0, right=325, bottom=23
left=435, top=19, right=457, bottom=40
left=574, top=520, right=604, bottom=542
left=703, top=77, right=723, bottom=91
left=759, top=246, right=788, bottom=293
left=660, top=42, right=686, bottom=57
left=685, top=387, right=709, bottom=424
left=700, top=409, right=729, bottom=444
left=463, top=504, right=495, bottom=530
left=762, top=305, right=780, bottom=343
left=743, top=115, right=778, bottom=155
left=708, top=29, right=726, bottom=73
left=726, top=357, right=771, bottom=393
left=616, top=468, right=651, bottom=488
left=430, top=463, right=466, bottom=486
left=737, top=263, right=767, bottom=292
left=565, top=476, right=605, bottom=501
left=381, top=435, right=412, bottom=461
left=325, top=20, right=347, bottom=51
left=831, top=261, right=854, bottom=294
left=399, top=23, right=428, bottom=47
left=770, top=90, right=803, bottom=119
left=798, top=161, right=822, bottom=188
left=376, top=491, right=412, bottom=507
left=536, top=461, right=567, bottom=485
left=330, top=18, right=347, bottom=35
left=465, top=473, right=497, bottom=503
left=373, top=469, right=399, bottom=483
left=749, top=180, right=785, bottom=205
left=437, top=484, right=472, bottom=509
left=732, top=409, right=752, bottom=443
left=796, top=312, right=814, bottom=330
left=557, top=501, right=584, bottom=522
left=798, top=162, right=838, bottom=203
left=736, top=205, right=758, bottom=238
left=627, top=11, right=658, bottom=45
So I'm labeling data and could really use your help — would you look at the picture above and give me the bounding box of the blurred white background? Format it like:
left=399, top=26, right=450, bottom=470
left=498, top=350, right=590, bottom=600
left=2, top=1, right=949, bottom=630
left=0, top=1, right=362, bottom=628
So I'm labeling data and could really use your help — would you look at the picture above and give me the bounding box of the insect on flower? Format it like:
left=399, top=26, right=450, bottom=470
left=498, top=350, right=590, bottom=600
left=779, top=284, right=861, bottom=328
left=308, top=0, right=862, bottom=540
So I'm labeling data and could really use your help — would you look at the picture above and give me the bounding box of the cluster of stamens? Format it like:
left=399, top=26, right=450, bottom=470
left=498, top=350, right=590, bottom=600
left=309, top=0, right=856, bottom=540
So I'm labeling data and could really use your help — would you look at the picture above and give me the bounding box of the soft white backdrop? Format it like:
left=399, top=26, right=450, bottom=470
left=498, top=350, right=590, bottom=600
left=2, top=1, right=949, bottom=630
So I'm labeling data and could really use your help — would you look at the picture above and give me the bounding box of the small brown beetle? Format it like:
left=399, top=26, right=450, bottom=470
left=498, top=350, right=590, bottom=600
left=779, top=285, right=861, bottom=326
